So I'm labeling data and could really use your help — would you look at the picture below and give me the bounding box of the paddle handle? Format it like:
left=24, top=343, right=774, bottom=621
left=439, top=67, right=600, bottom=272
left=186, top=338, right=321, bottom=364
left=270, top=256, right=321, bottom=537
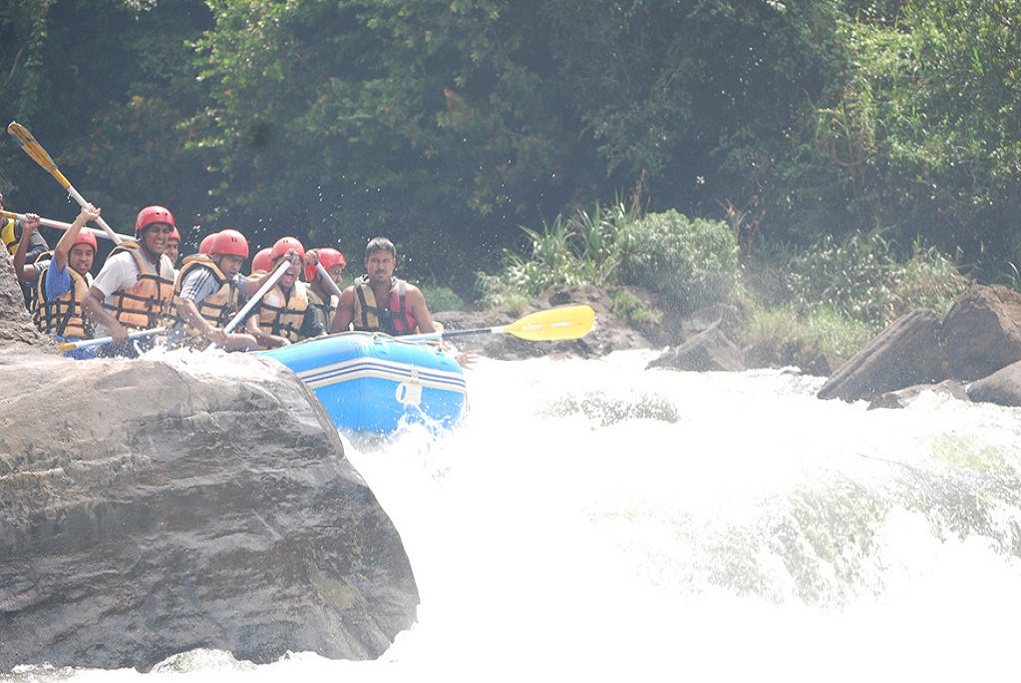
left=7, top=121, right=123, bottom=244
left=316, top=261, right=343, bottom=298
left=62, top=185, right=123, bottom=244
left=407, top=326, right=503, bottom=341
left=221, top=259, right=290, bottom=335
left=56, top=327, right=167, bottom=352
left=0, top=210, right=130, bottom=242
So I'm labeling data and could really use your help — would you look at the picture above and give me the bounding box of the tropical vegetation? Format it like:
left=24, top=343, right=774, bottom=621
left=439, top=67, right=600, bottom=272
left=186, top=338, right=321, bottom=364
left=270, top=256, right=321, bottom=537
left=0, top=0, right=1015, bottom=335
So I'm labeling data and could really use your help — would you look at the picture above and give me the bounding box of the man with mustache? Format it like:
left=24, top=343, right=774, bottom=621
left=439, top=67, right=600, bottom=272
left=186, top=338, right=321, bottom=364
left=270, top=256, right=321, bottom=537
left=330, top=236, right=435, bottom=336
left=168, top=228, right=260, bottom=352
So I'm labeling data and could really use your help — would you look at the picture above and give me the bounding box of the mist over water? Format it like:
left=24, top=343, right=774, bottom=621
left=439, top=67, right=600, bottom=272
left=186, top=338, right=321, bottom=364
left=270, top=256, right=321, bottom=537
left=8, top=350, right=1021, bottom=682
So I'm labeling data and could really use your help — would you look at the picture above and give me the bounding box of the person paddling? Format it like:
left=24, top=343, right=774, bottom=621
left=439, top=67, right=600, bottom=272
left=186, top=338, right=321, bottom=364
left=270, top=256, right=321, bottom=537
left=16, top=205, right=99, bottom=359
left=168, top=229, right=260, bottom=352
left=245, top=236, right=324, bottom=348
left=2, top=191, right=48, bottom=309
left=304, top=247, right=346, bottom=334
left=81, top=205, right=177, bottom=357
left=331, top=236, right=477, bottom=367
left=166, top=225, right=182, bottom=274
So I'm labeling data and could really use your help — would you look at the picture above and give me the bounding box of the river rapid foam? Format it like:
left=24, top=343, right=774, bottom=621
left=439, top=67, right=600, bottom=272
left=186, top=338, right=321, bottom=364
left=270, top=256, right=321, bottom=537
left=7, top=349, right=1021, bottom=681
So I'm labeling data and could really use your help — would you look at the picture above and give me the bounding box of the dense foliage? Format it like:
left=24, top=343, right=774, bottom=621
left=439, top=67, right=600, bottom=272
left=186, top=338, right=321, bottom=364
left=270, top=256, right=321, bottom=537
left=0, top=0, right=1017, bottom=296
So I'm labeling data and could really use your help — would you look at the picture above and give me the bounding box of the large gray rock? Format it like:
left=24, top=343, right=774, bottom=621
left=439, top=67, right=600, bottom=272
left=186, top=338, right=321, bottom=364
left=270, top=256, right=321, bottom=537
left=0, top=247, right=51, bottom=352
left=942, top=284, right=1021, bottom=381
left=817, top=309, right=947, bottom=402
left=0, top=350, right=418, bottom=672
left=966, top=360, right=1021, bottom=407
left=646, top=323, right=745, bottom=372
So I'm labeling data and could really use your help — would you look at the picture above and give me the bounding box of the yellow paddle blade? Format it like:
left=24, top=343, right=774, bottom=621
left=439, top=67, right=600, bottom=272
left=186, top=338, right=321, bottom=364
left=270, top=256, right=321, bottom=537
left=8, top=121, right=72, bottom=189
left=503, top=304, right=596, bottom=341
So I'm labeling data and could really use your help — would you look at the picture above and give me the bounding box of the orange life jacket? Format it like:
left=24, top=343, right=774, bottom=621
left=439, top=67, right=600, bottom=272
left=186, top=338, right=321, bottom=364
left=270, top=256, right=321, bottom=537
left=101, top=240, right=176, bottom=331
left=32, top=253, right=94, bottom=339
left=169, top=254, right=239, bottom=336
left=258, top=280, right=310, bottom=343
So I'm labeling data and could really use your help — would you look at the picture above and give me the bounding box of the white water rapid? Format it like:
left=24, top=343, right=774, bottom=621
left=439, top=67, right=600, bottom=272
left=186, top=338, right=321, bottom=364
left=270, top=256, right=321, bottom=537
left=7, top=349, right=1021, bottom=682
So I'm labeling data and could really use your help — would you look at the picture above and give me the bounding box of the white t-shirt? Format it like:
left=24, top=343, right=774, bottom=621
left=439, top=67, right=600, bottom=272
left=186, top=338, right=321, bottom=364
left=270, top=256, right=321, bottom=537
left=91, top=251, right=143, bottom=299
left=91, top=250, right=173, bottom=337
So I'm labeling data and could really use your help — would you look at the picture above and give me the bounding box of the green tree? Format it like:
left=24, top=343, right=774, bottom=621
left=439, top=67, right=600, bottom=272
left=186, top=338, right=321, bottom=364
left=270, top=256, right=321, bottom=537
left=0, top=0, right=57, bottom=198
left=798, top=0, right=1021, bottom=276
left=187, top=0, right=582, bottom=289
left=543, top=0, right=849, bottom=232
left=1, top=0, right=212, bottom=242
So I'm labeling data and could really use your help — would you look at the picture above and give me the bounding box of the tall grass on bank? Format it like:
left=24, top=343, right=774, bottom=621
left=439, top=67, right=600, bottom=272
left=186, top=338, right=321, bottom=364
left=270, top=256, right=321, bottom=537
left=476, top=201, right=970, bottom=361
left=741, top=230, right=970, bottom=358
left=476, top=201, right=637, bottom=311
left=619, top=210, right=741, bottom=314
left=778, top=230, right=970, bottom=330
left=739, top=303, right=877, bottom=360
left=476, top=202, right=741, bottom=314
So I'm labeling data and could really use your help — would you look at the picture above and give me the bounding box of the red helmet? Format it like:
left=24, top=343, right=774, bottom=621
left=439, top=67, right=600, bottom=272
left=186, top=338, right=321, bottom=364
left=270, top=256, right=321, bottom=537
left=210, top=229, right=249, bottom=259
left=72, top=230, right=98, bottom=252
left=199, top=232, right=218, bottom=255
left=168, top=226, right=182, bottom=242
left=135, top=205, right=175, bottom=236
left=251, top=247, right=273, bottom=273
left=305, top=247, right=347, bottom=281
left=270, top=236, right=305, bottom=262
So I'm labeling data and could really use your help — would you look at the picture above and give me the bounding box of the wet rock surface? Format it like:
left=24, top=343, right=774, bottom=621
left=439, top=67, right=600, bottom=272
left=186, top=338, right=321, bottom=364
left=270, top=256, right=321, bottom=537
left=0, top=255, right=418, bottom=672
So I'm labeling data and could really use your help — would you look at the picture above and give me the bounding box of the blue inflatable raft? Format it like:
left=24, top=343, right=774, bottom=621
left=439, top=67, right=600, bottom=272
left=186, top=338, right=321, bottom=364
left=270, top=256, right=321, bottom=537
left=260, top=332, right=467, bottom=433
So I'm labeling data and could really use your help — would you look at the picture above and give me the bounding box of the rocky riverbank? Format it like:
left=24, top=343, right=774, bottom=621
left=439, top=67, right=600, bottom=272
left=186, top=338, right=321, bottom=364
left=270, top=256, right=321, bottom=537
left=432, top=281, right=1021, bottom=409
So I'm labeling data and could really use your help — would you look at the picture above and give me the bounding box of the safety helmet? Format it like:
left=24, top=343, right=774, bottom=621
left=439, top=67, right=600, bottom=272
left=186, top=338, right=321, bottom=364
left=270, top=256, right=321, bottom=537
left=251, top=247, right=273, bottom=274
left=134, top=205, right=175, bottom=236
left=305, top=247, right=347, bottom=282
left=199, top=232, right=218, bottom=255
left=72, top=230, right=98, bottom=253
left=270, top=236, right=305, bottom=262
left=210, top=229, right=250, bottom=259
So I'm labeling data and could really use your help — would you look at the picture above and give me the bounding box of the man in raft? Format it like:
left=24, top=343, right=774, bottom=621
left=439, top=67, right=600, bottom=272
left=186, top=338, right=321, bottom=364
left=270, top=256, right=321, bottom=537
left=1, top=190, right=48, bottom=309
left=14, top=204, right=100, bottom=359
left=167, top=228, right=259, bottom=352
left=165, top=225, right=182, bottom=275
left=330, top=236, right=478, bottom=367
left=245, top=236, right=324, bottom=348
left=330, top=236, right=436, bottom=336
left=304, top=246, right=346, bottom=333
left=81, top=205, right=177, bottom=357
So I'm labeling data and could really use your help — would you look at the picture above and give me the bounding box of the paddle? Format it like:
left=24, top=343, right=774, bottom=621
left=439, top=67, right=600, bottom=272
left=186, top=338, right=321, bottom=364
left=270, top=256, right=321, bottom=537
left=55, top=327, right=167, bottom=352
left=0, top=210, right=132, bottom=243
left=7, top=121, right=124, bottom=244
left=217, top=257, right=291, bottom=338
left=407, top=304, right=596, bottom=342
left=203, top=258, right=292, bottom=351
left=316, top=261, right=343, bottom=298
